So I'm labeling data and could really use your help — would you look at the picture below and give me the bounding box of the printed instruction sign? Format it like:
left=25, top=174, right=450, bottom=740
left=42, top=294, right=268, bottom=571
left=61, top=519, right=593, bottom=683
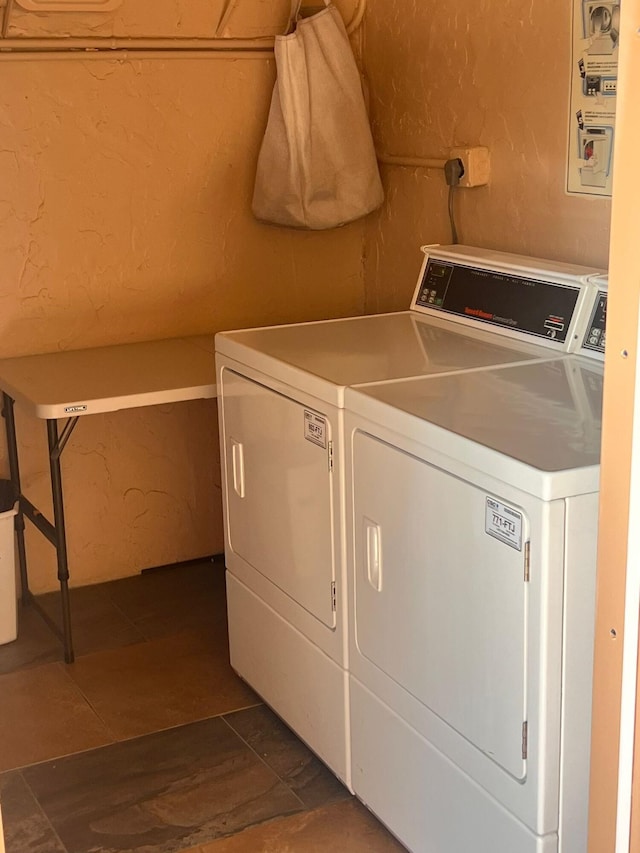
left=567, top=0, right=620, bottom=196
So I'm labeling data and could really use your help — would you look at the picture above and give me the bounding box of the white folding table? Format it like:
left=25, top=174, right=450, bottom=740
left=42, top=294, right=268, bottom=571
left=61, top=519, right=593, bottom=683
left=0, top=336, right=217, bottom=663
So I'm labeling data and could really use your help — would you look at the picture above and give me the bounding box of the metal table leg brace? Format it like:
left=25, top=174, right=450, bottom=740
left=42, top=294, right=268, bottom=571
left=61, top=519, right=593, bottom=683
left=2, top=392, right=78, bottom=663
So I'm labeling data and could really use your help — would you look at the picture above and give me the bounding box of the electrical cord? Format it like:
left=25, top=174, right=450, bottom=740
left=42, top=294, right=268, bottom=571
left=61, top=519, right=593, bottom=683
left=447, top=185, right=458, bottom=245
left=444, top=158, right=464, bottom=244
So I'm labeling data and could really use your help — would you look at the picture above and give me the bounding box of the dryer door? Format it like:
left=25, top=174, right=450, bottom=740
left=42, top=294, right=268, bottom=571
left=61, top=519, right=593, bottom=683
left=352, top=430, right=529, bottom=779
left=220, top=368, right=337, bottom=629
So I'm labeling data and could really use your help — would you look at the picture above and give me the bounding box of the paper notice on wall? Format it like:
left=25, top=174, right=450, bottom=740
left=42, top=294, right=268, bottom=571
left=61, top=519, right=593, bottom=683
left=567, top=0, right=620, bottom=196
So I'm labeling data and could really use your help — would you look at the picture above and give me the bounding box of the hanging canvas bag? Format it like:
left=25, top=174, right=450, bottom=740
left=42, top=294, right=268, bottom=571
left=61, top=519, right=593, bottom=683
left=252, top=2, right=384, bottom=230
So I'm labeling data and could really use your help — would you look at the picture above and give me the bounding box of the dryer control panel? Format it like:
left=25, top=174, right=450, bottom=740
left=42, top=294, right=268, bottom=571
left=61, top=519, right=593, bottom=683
left=581, top=290, right=607, bottom=358
left=410, top=245, right=606, bottom=354
left=414, top=258, right=580, bottom=344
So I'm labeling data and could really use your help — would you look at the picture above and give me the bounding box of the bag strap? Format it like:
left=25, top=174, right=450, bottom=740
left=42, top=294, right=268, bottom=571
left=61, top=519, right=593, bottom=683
left=286, top=0, right=303, bottom=33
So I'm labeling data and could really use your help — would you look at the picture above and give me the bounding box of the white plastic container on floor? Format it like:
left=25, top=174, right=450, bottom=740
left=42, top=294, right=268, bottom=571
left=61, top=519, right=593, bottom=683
left=0, top=502, right=18, bottom=645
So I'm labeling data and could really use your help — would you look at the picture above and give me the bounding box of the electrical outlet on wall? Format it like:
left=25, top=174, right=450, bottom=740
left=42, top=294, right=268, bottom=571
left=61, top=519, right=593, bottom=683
left=449, top=146, right=490, bottom=188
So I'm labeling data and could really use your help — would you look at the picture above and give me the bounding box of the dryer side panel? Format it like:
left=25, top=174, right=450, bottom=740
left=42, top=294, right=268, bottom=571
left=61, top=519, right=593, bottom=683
left=220, top=367, right=337, bottom=629
left=558, top=491, right=600, bottom=853
left=352, top=429, right=529, bottom=780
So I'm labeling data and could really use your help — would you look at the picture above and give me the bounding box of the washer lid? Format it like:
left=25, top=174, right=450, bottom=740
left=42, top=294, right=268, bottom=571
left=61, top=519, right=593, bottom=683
left=216, top=312, right=559, bottom=407
left=346, top=357, right=603, bottom=499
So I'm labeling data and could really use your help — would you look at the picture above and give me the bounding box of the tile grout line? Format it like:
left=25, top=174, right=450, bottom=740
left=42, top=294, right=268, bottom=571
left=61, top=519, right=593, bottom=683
left=0, top=661, right=119, bottom=775
left=54, top=660, right=122, bottom=746
left=14, top=713, right=308, bottom=853
left=98, top=591, right=149, bottom=644
left=1, top=702, right=262, bottom=776
left=220, top=714, right=309, bottom=812
left=65, top=697, right=122, bottom=750
left=61, top=654, right=267, bottom=756
left=17, top=769, right=70, bottom=853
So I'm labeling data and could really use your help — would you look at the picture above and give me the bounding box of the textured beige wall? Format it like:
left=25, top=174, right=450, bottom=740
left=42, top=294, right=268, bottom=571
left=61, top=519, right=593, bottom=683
left=362, top=0, right=612, bottom=312
left=6, top=0, right=356, bottom=39
left=0, top=58, right=364, bottom=356
left=0, top=47, right=364, bottom=592
left=7, top=0, right=229, bottom=37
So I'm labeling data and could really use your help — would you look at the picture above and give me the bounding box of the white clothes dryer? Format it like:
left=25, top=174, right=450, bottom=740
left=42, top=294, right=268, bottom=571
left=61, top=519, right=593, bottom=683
left=343, top=283, right=607, bottom=851
left=215, top=246, right=603, bottom=788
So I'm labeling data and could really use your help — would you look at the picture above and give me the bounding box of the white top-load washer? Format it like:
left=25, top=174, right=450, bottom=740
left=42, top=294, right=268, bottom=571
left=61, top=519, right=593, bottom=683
left=343, top=280, right=608, bottom=851
left=214, top=246, right=603, bottom=789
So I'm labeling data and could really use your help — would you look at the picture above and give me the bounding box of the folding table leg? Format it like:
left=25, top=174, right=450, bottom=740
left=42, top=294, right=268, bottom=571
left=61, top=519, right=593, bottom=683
left=47, top=419, right=74, bottom=664
left=2, top=393, right=29, bottom=604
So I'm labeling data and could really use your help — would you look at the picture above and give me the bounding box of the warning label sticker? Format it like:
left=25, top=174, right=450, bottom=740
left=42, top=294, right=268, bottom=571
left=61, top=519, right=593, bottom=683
left=304, top=410, right=327, bottom=449
left=485, top=497, right=523, bottom=550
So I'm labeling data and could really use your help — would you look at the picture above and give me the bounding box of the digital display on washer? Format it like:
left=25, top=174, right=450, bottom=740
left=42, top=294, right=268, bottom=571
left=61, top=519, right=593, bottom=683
left=581, top=291, right=607, bottom=354
left=416, top=260, right=581, bottom=343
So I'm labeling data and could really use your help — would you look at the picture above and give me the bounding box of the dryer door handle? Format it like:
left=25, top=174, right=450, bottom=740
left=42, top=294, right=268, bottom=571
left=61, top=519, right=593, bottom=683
left=231, top=439, right=245, bottom=498
left=365, top=518, right=382, bottom=592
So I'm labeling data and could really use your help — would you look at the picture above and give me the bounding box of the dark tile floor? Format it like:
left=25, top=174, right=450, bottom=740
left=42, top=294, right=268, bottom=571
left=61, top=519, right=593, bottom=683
left=0, top=561, right=404, bottom=853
